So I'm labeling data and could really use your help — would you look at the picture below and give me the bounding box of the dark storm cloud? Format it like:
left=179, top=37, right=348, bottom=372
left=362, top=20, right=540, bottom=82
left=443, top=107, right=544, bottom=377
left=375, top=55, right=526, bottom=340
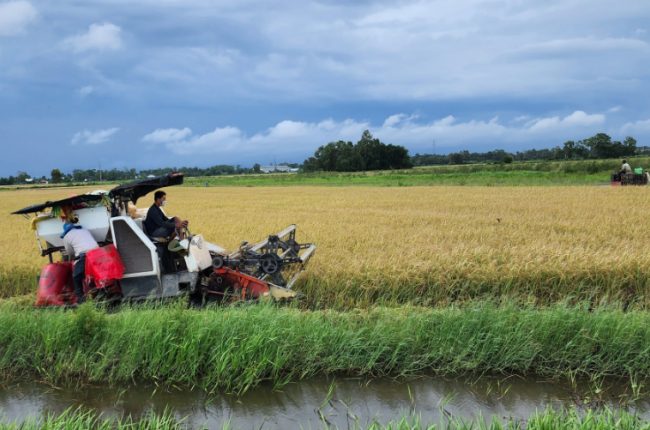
left=0, top=0, right=649, bottom=176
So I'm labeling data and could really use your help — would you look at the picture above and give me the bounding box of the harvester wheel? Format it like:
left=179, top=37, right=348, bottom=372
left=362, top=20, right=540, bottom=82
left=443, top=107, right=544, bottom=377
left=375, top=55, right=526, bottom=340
left=212, top=256, right=224, bottom=270
left=260, top=254, right=279, bottom=274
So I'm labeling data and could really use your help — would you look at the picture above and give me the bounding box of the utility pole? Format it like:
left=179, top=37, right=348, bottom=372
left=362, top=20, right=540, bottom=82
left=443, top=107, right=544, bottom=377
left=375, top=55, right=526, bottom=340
left=432, top=140, right=436, bottom=164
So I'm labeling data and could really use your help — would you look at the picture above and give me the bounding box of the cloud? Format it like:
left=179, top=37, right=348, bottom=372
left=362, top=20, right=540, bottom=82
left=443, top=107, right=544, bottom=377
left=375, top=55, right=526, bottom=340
left=636, top=29, right=647, bottom=36
left=527, top=111, right=605, bottom=132
left=71, top=128, right=119, bottom=145
left=167, top=126, right=244, bottom=155
left=0, top=1, right=37, bottom=36
left=142, top=110, right=610, bottom=157
left=383, top=114, right=407, bottom=128
left=621, top=119, right=650, bottom=134
left=142, top=127, right=192, bottom=143
left=607, top=106, right=622, bottom=113
left=62, top=22, right=122, bottom=53
left=514, top=37, right=649, bottom=57
left=513, top=116, right=529, bottom=122
left=77, top=86, right=94, bottom=97
left=5, top=0, right=650, bottom=177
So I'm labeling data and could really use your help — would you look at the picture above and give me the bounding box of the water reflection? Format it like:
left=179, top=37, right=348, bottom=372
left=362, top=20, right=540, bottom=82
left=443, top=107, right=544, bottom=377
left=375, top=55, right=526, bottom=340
left=0, top=375, right=647, bottom=428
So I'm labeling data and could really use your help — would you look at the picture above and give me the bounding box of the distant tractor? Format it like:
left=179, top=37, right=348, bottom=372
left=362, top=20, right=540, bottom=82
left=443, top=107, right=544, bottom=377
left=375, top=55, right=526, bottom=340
left=611, top=171, right=649, bottom=186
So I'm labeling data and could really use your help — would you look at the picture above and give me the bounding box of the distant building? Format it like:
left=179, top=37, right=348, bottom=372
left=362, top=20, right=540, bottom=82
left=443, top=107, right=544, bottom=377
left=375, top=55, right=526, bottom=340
left=39, top=179, right=48, bottom=184
left=260, top=165, right=292, bottom=173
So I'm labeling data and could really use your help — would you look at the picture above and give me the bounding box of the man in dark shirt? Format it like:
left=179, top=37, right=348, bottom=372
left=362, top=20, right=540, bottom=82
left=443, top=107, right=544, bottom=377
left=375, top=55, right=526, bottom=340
left=144, top=191, right=188, bottom=240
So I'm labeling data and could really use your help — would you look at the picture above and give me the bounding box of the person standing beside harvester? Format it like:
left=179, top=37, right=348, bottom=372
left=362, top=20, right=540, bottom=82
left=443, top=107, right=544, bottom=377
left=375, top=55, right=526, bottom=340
left=61, top=222, right=99, bottom=304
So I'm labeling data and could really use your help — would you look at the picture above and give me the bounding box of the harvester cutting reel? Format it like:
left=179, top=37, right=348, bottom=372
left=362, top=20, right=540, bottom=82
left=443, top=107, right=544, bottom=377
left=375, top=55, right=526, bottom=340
left=201, top=225, right=315, bottom=302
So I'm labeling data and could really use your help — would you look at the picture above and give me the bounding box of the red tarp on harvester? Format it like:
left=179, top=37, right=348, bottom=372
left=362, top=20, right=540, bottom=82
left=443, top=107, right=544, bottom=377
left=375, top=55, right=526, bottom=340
left=84, top=244, right=125, bottom=289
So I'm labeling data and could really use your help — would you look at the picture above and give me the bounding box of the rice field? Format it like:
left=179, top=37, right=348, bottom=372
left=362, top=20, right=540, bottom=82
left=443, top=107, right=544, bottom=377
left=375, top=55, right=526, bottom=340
left=3, top=184, right=650, bottom=422
left=1, top=185, right=650, bottom=307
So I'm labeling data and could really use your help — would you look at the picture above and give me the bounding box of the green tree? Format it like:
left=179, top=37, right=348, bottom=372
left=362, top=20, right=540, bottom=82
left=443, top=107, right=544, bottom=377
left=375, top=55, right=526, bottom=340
left=51, top=169, right=63, bottom=183
left=448, top=152, right=464, bottom=165
left=253, top=163, right=261, bottom=173
left=623, top=136, right=637, bottom=156
left=301, top=130, right=412, bottom=172
left=562, top=141, right=576, bottom=159
left=16, top=171, right=30, bottom=183
left=502, top=154, right=514, bottom=164
left=584, top=133, right=617, bottom=158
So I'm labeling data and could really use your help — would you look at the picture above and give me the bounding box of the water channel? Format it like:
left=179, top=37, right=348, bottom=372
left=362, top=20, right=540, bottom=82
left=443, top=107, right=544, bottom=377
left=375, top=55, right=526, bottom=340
left=0, top=376, right=648, bottom=428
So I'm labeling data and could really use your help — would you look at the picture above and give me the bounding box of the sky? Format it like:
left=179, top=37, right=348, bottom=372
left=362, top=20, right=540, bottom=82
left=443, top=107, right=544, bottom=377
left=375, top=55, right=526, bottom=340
left=0, top=0, right=649, bottom=177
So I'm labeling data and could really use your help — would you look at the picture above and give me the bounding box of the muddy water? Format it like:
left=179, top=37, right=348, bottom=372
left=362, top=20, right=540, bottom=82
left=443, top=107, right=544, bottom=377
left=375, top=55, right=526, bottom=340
left=0, top=376, right=648, bottom=428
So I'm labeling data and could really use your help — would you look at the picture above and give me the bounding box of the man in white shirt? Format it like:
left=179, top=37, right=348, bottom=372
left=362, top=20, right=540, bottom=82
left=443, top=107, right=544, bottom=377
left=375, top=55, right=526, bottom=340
left=620, top=160, right=632, bottom=173
left=61, top=222, right=99, bottom=304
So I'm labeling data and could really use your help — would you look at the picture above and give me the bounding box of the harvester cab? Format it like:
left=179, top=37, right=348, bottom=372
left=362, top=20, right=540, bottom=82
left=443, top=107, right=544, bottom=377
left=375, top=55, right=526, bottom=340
left=12, top=173, right=316, bottom=306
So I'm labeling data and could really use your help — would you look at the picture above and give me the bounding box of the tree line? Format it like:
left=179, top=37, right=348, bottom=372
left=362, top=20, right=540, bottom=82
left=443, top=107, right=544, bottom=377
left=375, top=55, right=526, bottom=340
left=413, top=133, right=644, bottom=166
left=1, top=132, right=646, bottom=185
left=0, top=164, right=268, bottom=185
left=301, top=130, right=413, bottom=172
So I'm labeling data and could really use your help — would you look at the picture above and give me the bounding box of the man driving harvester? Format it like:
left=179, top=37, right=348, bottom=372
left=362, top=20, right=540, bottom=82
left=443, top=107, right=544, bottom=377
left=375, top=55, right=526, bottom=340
left=144, top=191, right=189, bottom=241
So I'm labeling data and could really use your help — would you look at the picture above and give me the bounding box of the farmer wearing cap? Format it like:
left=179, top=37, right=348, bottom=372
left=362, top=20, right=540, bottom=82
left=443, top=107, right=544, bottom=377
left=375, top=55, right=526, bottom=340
left=61, top=222, right=99, bottom=304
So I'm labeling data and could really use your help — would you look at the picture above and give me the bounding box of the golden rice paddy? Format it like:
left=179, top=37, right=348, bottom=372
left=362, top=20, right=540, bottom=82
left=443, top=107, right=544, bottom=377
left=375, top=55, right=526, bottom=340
left=2, top=185, right=649, bottom=307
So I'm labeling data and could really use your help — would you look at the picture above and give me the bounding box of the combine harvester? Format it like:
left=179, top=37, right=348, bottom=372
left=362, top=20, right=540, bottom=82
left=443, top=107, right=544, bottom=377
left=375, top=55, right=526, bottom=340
left=11, top=173, right=316, bottom=307
left=611, top=169, right=649, bottom=186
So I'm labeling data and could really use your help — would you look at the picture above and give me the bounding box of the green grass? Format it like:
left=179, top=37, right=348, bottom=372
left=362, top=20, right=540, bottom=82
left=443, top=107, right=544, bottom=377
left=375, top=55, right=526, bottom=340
left=362, top=407, right=650, bottom=429
left=2, top=406, right=650, bottom=429
left=180, top=157, right=650, bottom=187
left=3, top=156, right=644, bottom=191
left=1, top=301, right=649, bottom=394
left=0, top=409, right=199, bottom=430
left=182, top=170, right=609, bottom=188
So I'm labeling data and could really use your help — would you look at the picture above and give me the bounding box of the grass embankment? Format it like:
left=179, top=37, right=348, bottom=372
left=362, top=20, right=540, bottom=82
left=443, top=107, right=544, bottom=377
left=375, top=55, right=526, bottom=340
left=4, top=407, right=650, bottom=430
left=2, top=156, right=647, bottom=191
left=1, top=302, right=648, bottom=393
left=186, top=170, right=607, bottom=187
left=3, top=186, right=650, bottom=307
left=182, top=156, right=650, bottom=187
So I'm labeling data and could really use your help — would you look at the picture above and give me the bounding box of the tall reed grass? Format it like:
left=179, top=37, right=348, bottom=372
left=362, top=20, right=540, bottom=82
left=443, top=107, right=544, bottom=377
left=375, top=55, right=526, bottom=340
left=0, top=302, right=648, bottom=393
left=2, top=406, right=649, bottom=429
left=362, top=407, right=650, bottom=429
left=0, top=409, right=198, bottom=430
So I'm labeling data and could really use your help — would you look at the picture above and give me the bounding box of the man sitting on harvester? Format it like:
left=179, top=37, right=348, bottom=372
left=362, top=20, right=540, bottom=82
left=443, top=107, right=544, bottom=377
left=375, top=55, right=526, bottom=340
left=61, top=221, right=99, bottom=304
left=619, top=160, right=632, bottom=174
left=144, top=191, right=189, bottom=240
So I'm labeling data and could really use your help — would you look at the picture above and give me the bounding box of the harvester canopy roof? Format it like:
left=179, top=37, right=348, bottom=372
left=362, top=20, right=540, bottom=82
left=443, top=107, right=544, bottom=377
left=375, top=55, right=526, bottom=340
left=109, top=172, right=184, bottom=204
left=11, top=194, right=105, bottom=215
left=11, top=173, right=183, bottom=215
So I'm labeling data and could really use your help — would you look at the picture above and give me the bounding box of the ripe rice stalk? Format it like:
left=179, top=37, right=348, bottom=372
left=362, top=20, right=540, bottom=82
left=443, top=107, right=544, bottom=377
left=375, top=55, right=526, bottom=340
left=1, top=186, right=649, bottom=307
